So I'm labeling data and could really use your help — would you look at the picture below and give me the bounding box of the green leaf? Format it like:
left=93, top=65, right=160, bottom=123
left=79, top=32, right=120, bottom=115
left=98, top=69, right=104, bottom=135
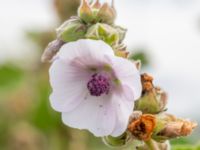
left=98, top=25, right=107, bottom=37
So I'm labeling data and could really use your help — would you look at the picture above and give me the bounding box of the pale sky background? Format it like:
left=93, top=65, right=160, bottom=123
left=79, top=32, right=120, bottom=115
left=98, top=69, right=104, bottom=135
left=0, top=0, right=200, bottom=120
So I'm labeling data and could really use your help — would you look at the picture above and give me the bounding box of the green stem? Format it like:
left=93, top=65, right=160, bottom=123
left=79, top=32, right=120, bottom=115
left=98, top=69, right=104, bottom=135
left=145, top=139, right=160, bottom=150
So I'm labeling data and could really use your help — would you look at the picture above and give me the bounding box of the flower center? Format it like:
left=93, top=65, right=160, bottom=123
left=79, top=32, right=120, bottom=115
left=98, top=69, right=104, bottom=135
left=87, top=73, right=110, bottom=96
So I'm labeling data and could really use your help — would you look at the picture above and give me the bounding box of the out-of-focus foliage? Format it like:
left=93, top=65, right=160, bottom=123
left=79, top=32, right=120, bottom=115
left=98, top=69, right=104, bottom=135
left=172, top=145, right=200, bottom=150
left=0, top=64, right=24, bottom=92
left=54, top=0, right=80, bottom=22
left=171, top=138, right=200, bottom=150
left=129, top=51, right=149, bottom=68
left=172, top=143, right=200, bottom=150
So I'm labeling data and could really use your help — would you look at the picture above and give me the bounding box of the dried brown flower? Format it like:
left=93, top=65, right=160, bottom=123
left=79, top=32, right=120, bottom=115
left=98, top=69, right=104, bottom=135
left=128, top=114, right=156, bottom=141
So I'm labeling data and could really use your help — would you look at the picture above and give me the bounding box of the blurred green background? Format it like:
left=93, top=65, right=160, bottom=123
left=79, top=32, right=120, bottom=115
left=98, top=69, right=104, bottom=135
left=0, top=0, right=199, bottom=149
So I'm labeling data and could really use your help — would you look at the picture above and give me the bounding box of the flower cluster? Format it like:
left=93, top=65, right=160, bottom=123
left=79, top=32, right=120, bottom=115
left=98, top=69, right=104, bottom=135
left=42, top=0, right=197, bottom=149
left=127, top=74, right=197, bottom=149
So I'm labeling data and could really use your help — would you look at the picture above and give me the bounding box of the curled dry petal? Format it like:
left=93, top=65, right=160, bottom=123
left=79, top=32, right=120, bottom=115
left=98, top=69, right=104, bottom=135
left=141, top=73, right=154, bottom=92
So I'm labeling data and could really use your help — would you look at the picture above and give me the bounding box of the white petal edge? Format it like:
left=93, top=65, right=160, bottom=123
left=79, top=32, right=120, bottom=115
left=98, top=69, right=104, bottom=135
left=57, top=39, right=115, bottom=64
left=61, top=94, right=116, bottom=137
left=110, top=91, right=135, bottom=137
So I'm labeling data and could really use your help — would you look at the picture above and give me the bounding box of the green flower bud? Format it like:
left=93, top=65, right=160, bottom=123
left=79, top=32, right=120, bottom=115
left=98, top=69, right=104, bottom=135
left=78, top=0, right=94, bottom=23
left=97, top=2, right=116, bottom=24
left=56, top=18, right=87, bottom=42
left=114, top=25, right=127, bottom=43
left=102, top=133, right=131, bottom=148
left=135, top=89, right=167, bottom=114
left=78, top=0, right=116, bottom=24
left=134, top=74, right=168, bottom=114
left=85, top=23, right=119, bottom=46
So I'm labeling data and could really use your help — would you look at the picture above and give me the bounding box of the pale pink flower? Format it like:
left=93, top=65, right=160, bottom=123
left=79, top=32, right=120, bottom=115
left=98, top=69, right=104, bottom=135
left=49, top=39, right=142, bottom=137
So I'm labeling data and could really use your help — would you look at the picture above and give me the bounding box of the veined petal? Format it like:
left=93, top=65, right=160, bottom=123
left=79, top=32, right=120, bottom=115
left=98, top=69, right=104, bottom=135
left=110, top=56, right=142, bottom=100
left=62, top=94, right=116, bottom=137
left=49, top=59, right=89, bottom=112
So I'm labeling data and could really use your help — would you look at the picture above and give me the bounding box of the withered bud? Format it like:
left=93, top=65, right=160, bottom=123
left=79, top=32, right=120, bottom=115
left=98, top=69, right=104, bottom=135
left=41, top=39, right=65, bottom=62
left=128, top=114, right=156, bottom=141
left=134, top=73, right=168, bottom=114
left=153, top=114, right=198, bottom=142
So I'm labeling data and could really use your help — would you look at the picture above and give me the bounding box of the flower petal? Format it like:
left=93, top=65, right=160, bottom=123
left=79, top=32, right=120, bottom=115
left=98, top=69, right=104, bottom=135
left=49, top=59, right=89, bottom=112
left=48, top=39, right=142, bottom=137
left=111, top=92, right=134, bottom=137
left=61, top=95, right=116, bottom=137
left=111, top=56, right=142, bottom=100
left=57, top=39, right=114, bottom=65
